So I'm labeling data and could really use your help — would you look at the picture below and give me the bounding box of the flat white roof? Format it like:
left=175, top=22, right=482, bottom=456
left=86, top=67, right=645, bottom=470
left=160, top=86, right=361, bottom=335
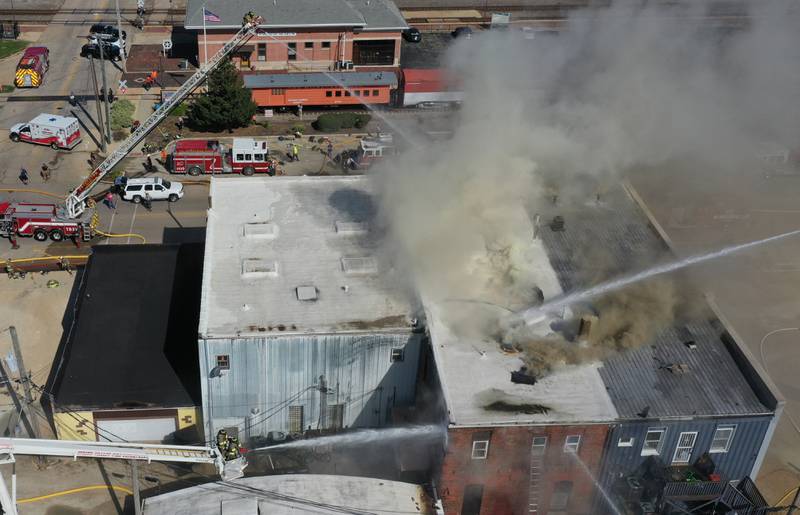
left=424, top=208, right=618, bottom=426
left=199, top=176, right=416, bottom=338
left=30, top=113, right=76, bottom=128
left=142, top=474, right=430, bottom=515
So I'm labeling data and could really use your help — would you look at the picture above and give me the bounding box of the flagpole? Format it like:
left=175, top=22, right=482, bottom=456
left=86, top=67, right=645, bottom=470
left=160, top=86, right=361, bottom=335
left=202, top=2, right=208, bottom=67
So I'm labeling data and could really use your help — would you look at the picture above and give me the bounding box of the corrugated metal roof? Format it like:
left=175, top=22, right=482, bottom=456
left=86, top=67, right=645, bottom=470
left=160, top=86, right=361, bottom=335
left=243, top=71, right=397, bottom=89
left=184, top=0, right=406, bottom=30
left=538, top=189, right=769, bottom=418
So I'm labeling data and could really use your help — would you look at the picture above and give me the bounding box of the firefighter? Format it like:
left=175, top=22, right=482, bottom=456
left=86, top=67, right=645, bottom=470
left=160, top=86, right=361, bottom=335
left=243, top=11, right=256, bottom=25
left=291, top=144, right=299, bottom=162
left=225, top=436, right=240, bottom=460
left=216, top=429, right=229, bottom=454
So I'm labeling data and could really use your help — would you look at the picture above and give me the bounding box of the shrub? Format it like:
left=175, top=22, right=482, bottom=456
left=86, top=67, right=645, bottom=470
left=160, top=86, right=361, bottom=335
left=0, top=85, right=14, bottom=93
left=291, top=124, right=305, bottom=134
left=110, top=99, right=136, bottom=130
left=112, top=129, right=128, bottom=141
left=171, top=102, right=188, bottom=117
left=313, top=113, right=372, bottom=132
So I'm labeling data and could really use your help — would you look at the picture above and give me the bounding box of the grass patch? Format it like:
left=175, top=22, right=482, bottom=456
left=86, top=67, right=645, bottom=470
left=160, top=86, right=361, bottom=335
left=0, top=40, right=29, bottom=60
left=313, top=113, right=371, bottom=132
left=0, top=85, right=14, bottom=94
left=110, top=99, right=136, bottom=130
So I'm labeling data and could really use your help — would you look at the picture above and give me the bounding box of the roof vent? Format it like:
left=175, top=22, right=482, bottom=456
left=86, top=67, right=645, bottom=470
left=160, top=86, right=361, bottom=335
left=335, top=221, right=368, bottom=235
left=241, top=259, right=278, bottom=278
left=341, top=256, right=378, bottom=276
left=296, top=286, right=318, bottom=301
left=243, top=222, right=277, bottom=239
left=511, top=367, right=537, bottom=385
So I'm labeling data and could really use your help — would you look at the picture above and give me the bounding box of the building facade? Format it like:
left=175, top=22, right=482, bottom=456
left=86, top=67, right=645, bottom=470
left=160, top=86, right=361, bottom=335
left=199, top=177, right=422, bottom=442
left=184, top=0, right=407, bottom=72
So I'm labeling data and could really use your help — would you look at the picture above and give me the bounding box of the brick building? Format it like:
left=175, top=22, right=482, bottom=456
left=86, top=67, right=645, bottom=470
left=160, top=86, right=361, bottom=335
left=184, top=0, right=407, bottom=72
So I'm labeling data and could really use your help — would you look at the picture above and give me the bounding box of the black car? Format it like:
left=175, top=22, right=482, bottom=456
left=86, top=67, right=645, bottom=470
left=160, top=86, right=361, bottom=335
left=403, top=27, right=422, bottom=43
left=451, top=26, right=473, bottom=39
left=80, top=42, right=122, bottom=61
left=89, top=24, right=127, bottom=41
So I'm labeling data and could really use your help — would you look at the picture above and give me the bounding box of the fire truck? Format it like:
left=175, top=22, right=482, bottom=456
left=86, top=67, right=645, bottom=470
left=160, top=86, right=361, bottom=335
left=0, top=14, right=266, bottom=248
left=13, top=46, right=49, bottom=88
left=164, top=138, right=275, bottom=176
left=9, top=113, right=81, bottom=150
left=0, top=201, right=93, bottom=248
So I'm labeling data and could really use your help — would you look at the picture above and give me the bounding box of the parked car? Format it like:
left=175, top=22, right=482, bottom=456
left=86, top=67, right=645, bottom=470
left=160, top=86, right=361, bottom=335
left=80, top=42, right=122, bottom=61
left=451, top=26, right=473, bottom=39
left=89, top=24, right=127, bottom=42
left=403, top=27, right=422, bottom=43
left=118, top=177, right=184, bottom=203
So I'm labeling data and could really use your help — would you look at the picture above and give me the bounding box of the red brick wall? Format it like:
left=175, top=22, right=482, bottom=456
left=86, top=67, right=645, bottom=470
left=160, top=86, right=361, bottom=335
left=439, top=424, right=609, bottom=515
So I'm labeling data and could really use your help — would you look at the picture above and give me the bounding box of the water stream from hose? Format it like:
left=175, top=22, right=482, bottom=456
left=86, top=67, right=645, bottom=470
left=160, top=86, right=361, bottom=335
left=250, top=424, right=444, bottom=452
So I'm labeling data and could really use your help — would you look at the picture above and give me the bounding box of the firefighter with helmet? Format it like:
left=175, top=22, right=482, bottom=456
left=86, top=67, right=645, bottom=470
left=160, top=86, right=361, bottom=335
left=243, top=11, right=257, bottom=25
left=216, top=429, right=229, bottom=454
left=226, top=436, right=241, bottom=461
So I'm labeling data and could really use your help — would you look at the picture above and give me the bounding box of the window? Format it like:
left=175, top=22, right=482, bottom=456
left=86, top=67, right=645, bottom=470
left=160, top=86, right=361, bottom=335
left=325, top=91, right=332, bottom=97
left=564, top=435, right=581, bottom=453
left=354, top=90, right=361, bottom=96
left=253, top=153, right=264, bottom=161
left=144, top=184, right=153, bottom=191
left=235, top=153, right=244, bottom=161
left=216, top=355, right=230, bottom=370
left=390, top=348, right=404, bottom=362
left=642, top=428, right=666, bottom=456
left=321, top=41, right=331, bottom=48
left=288, top=405, right=304, bottom=432
left=618, top=437, right=635, bottom=448
left=710, top=425, right=736, bottom=453
left=345, top=90, right=351, bottom=96
left=271, top=88, right=285, bottom=95
left=471, top=432, right=491, bottom=460
left=363, top=90, right=370, bottom=97
left=335, top=91, right=342, bottom=97
left=672, top=432, right=698, bottom=464
left=287, top=42, right=296, bottom=61
left=127, top=185, right=142, bottom=192
left=352, top=39, right=395, bottom=65
left=304, top=41, right=313, bottom=49
left=462, top=485, right=484, bottom=515
left=532, top=436, right=547, bottom=456
left=257, top=43, right=266, bottom=61
left=550, top=481, right=573, bottom=511
left=372, top=89, right=379, bottom=96
left=244, top=154, right=252, bottom=161
left=154, top=185, right=164, bottom=191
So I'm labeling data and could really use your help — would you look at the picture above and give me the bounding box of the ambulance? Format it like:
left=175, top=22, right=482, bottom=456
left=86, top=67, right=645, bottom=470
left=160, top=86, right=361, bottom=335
left=9, top=114, right=82, bottom=150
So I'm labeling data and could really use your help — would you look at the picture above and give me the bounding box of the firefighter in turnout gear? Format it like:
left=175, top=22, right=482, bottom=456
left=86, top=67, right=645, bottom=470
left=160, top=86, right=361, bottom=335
left=216, top=429, right=229, bottom=455
left=226, top=436, right=241, bottom=461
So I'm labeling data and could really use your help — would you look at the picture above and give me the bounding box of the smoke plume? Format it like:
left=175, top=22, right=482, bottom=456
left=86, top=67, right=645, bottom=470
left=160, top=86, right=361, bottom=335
left=375, top=1, right=800, bottom=375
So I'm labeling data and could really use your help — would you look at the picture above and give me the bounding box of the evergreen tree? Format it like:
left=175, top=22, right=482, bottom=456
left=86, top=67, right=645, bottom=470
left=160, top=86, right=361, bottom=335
left=187, top=58, right=256, bottom=132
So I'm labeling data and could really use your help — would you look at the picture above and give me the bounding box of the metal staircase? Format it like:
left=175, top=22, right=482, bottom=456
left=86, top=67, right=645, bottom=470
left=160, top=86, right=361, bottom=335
left=65, top=15, right=264, bottom=219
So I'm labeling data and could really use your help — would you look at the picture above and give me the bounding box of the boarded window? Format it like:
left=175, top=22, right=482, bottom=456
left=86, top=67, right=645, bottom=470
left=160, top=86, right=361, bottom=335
left=288, top=405, right=304, bottom=433
left=327, top=404, right=345, bottom=430
left=550, top=481, right=573, bottom=511
left=462, top=484, right=484, bottom=515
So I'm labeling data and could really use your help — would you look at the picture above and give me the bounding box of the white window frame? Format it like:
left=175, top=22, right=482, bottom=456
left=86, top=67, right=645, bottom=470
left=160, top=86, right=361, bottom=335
left=672, top=431, right=698, bottom=464
left=641, top=428, right=666, bottom=456
left=532, top=436, right=547, bottom=456
left=564, top=435, right=581, bottom=453
left=709, top=425, right=736, bottom=453
left=618, top=437, right=635, bottom=448
left=471, top=439, right=489, bottom=460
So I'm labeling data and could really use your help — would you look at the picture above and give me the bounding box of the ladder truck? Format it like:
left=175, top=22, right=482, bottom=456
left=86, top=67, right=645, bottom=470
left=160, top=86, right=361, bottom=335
left=0, top=14, right=265, bottom=249
left=0, top=437, right=246, bottom=515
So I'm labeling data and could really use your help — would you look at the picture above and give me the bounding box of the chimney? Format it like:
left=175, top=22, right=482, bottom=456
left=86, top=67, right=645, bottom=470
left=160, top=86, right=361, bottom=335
left=550, top=215, right=565, bottom=232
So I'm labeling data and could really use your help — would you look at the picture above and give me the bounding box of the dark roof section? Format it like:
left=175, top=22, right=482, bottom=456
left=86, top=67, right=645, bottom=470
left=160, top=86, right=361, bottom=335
left=538, top=188, right=770, bottom=418
left=243, top=71, right=398, bottom=89
left=48, top=244, right=203, bottom=410
left=400, top=33, right=453, bottom=68
left=184, top=0, right=407, bottom=31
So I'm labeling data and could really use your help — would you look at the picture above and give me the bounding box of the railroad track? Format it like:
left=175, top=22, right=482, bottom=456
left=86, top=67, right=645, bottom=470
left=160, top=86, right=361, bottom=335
left=0, top=7, right=183, bottom=25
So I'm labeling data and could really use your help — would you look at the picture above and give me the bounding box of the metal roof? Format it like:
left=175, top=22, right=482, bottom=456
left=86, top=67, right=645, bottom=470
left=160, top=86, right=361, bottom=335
left=199, top=176, right=416, bottom=338
left=184, top=0, right=406, bottom=30
left=538, top=188, right=770, bottom=419
left=142, top=474, right=432, bottom=515
left=243, top=71, right=398, bottom=89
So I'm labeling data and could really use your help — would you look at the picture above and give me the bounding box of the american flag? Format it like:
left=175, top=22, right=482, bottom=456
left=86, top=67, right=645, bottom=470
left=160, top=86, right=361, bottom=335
left=203, top=8, right=221, bottom=22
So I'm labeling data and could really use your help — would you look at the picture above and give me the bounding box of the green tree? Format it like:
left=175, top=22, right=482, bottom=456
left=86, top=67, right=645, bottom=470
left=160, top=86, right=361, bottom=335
left=187, top=59, right=257, bottom=132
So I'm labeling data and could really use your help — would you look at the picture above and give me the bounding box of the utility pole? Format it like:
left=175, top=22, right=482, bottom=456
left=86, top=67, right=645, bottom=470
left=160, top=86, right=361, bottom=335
left=0, top=359, right=36, bottom=439
left=131, top=461, right=142, bottom=515
left=89, top=54, right=107, bottom=152
left=114, top=0, right=126, bottom=71
left=317, top=375, right=327, bottom=430
left=99, top=43, right=112, bottom=144
left=8, top=328, right=37, bottom=439
left=788, top=487, right=800, bottom=515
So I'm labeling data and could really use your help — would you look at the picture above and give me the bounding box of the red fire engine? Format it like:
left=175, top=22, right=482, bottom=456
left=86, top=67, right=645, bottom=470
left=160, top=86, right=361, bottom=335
left=0, top=202, right=93, bottom=248
left=164, top=138, right=275, bottom=176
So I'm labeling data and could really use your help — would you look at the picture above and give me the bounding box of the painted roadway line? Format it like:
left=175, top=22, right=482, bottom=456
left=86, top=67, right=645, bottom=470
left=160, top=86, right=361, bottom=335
left=103, top=207, right=116, bottom=245
left=126, top=203, right=138, bottom=245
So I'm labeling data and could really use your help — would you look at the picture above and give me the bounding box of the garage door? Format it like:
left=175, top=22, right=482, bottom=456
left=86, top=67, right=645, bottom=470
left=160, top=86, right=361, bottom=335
left=96, top=416, right=177, bottom=443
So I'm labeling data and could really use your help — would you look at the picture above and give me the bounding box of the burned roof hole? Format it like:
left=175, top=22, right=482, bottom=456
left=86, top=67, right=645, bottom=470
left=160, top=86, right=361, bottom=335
left=484, top=400, right=549, bottom=415
left=328, top=188, right=376, bottom=221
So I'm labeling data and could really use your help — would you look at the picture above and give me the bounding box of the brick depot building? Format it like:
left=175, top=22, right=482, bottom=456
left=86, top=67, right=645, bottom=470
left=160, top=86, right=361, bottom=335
left=184, top=0, right=407, bottom=106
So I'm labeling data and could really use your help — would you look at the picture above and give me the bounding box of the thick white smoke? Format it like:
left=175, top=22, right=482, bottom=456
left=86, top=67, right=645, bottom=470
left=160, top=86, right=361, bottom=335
left=375, top=1, right=800, bottom=373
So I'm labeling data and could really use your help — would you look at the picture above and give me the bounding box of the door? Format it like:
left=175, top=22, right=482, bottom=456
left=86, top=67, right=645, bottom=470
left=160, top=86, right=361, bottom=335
left=96, top=416, right=177, bottom=442
left=462, top=484, right=483, bottom=515
left=240, top=52, right=251, bottom=68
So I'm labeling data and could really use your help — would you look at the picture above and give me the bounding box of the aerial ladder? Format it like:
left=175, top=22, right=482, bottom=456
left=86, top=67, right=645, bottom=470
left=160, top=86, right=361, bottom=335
left=0, top=437, right=246, bottom=515
left=64, top=14, right=264, bottom=219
